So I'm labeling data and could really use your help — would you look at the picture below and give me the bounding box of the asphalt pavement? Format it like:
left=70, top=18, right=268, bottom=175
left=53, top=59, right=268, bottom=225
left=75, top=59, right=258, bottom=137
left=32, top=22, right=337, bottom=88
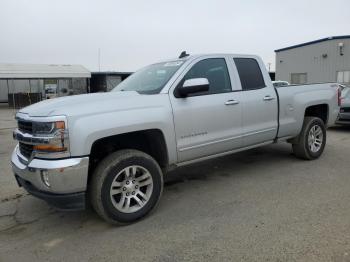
left=1, top=106, right=350, bottom=262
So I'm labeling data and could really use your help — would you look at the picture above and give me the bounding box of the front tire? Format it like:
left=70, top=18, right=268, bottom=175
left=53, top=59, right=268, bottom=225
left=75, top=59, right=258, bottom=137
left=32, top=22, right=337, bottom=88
left=90, top=149, right=163, bottom=224
left=292, top=117, right=326, bottom=160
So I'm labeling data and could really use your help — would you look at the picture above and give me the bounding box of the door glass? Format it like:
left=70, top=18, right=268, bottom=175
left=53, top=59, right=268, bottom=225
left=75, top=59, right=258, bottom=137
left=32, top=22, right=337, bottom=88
left=234, top=58, right=266, bottom=90
left=177, top=58, right=232, bottom=96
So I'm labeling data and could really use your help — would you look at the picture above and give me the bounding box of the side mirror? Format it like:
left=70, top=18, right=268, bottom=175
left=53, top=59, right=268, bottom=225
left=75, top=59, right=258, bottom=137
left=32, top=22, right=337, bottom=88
left=178, top=78, right=209, bottom=97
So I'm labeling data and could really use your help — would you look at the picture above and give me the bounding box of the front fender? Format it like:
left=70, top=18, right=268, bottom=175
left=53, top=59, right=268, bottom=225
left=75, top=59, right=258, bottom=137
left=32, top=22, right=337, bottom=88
left=68, top=106, right=177, bottom=165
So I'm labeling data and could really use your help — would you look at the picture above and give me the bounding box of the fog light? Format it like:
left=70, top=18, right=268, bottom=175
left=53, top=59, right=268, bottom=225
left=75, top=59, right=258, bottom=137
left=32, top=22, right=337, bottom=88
left=40, top=170, right=50, bottom=187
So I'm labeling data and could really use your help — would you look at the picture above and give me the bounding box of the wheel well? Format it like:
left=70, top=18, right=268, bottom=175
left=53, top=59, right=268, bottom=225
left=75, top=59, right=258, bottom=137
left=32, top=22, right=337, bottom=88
left=304, top=104, right=328, bottom=124
left=88, top=129, right=168, bottom=179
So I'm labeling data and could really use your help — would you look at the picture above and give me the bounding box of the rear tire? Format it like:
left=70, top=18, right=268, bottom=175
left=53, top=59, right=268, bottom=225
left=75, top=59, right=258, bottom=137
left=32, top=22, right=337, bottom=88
left=90, top=149, right=163, bottom=225
left=292, top=117, right=326, bottom=160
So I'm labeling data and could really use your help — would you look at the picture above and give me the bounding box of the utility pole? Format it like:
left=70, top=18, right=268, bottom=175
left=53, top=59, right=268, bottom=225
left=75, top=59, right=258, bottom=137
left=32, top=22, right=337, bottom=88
left=98, top=48, right=101, bottom=72
left=267, top=63, right=271, bottom=72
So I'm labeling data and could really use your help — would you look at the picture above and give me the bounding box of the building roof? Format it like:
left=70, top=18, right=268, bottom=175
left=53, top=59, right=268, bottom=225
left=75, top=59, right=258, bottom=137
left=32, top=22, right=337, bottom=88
left=0, top=63, right=91, bottom=79
left=275, top=35, right=350, bottom=53
left=91, top=71, right=133, bottom=76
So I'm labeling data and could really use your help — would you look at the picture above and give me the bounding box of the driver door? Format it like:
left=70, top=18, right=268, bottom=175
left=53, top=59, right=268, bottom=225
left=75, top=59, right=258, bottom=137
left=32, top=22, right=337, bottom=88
left=169, top=57, right=243, bottom=163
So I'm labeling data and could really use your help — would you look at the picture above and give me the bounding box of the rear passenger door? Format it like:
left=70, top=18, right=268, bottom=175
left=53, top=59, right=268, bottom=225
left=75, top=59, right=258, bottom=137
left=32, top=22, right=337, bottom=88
left=233, top=57, right=278, bottom=147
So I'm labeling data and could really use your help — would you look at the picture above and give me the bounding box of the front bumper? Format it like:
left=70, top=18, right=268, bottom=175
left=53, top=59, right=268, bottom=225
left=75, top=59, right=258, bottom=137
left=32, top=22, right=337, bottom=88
left=11, top=145, right=89, bottom=210
left=15, top=175, right=86, bottom=210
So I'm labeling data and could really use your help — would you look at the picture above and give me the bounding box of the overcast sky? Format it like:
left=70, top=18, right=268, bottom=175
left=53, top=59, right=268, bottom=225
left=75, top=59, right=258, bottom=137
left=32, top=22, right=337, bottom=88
left=0, top=0, right=349, bottom=72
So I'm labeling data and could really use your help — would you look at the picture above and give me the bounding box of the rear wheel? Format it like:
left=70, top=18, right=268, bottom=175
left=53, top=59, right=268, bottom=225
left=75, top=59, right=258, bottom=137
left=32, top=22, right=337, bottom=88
left=292, top=117, right=326, bottom=160
left=90, top=149, right=163, bottom=224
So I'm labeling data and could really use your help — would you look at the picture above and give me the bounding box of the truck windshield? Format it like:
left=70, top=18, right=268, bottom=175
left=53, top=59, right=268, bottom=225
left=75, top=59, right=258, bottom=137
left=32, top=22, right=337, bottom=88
left=112, top=61, right=184, bottom=94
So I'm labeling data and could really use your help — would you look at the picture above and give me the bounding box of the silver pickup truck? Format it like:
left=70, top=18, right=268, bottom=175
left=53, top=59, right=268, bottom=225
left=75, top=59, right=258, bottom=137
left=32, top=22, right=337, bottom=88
left=11, top=54, right=340, bottom=224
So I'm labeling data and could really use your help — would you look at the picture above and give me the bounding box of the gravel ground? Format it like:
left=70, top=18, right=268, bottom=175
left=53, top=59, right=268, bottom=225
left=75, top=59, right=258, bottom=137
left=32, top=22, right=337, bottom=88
left=1, top=107, right=350, bottom=262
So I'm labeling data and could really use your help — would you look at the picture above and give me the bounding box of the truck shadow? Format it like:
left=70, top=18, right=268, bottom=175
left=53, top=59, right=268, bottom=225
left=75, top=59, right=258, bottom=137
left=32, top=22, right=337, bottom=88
left=164, top=143, right=294, bottom=188
left=329, top=125, right=350, bottom=132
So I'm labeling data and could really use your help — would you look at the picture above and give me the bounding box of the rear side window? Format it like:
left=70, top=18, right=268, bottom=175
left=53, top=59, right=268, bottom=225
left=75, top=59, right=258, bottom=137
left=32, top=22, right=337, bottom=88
left=234, top=58, right=266, bottom=90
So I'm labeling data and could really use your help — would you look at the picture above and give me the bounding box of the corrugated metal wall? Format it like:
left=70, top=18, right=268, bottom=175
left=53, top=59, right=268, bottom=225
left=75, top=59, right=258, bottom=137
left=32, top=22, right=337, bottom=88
left=276, top=38, right=350, bottom=85
left=2, top=78, right=89, bottom=107
left=0, top=80, right=9, bottom=102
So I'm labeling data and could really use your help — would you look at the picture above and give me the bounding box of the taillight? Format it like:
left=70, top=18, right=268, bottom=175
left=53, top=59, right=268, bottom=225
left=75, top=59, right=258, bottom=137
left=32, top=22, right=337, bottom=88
left=337, top=88, right=342, bottom=106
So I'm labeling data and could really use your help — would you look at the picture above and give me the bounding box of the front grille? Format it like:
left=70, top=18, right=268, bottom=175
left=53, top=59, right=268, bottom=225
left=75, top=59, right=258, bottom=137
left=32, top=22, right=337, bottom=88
left=340, top=107, right=350, bottom=113
left=19, top=143, right=33, bottom=159
left=18, top=120, right=33, bottom=134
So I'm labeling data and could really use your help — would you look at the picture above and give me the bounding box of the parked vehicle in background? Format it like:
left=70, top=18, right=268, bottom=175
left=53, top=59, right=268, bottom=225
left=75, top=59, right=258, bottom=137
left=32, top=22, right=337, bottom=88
left=11, top=53, right=340, bottom=224
left=339, top=84, right=348, bottom=91
left=272, top=80, right=290, bottom=87
left=44, top=84, right=58, bottom=99
left=336, top=84, right=350, bottom=125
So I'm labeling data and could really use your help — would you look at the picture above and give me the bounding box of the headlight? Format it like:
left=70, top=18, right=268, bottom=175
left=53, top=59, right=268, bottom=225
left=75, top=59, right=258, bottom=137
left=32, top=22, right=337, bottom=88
left=32, top=121, right=66, bottom=135
left=32, top=122, right=55, bottom=134
left=33, top=120, right=70, bottom=157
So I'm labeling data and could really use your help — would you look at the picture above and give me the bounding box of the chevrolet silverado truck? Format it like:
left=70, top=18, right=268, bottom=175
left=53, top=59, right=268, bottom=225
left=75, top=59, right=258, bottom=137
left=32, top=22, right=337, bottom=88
left=11, top=54, right=341, bottom=224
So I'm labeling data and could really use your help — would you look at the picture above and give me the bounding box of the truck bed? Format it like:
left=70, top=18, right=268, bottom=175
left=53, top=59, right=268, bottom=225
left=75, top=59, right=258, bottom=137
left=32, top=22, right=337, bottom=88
left=276, top=83, right=339, bottom=139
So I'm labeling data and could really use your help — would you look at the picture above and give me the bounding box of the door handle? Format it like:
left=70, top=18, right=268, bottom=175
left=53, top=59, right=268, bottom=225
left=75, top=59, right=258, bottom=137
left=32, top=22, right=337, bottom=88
left=225, top=99, right=239, bottom=105
left=263, top=95, right=275, bottom=101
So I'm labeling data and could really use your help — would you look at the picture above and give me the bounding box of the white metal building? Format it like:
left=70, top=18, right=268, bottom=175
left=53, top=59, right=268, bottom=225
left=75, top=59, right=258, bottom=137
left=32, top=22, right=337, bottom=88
left=0, top=63, right=91, bottom=107
left=275, top=35, right=350, bottom=86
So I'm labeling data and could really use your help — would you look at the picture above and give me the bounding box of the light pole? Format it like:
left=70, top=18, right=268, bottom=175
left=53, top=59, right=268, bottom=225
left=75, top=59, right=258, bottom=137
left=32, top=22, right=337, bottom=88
left=98, top=48, right=101, bottom=72
left=267, top=63, right=271, bottom=72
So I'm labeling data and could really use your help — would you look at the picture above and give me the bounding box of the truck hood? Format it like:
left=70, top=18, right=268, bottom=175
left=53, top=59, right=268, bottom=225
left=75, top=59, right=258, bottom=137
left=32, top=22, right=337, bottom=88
left=19, top=91, right=166, bottom=117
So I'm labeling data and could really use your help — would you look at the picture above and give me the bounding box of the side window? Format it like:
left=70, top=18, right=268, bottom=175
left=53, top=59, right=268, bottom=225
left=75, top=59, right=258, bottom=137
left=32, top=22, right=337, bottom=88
left=177, top=58, right=232, bottom=96
left=234, top=58, right=266, bottom=90
left=291, top=73, right=307, bottom=84
left=337, top=71, right=350, bottom=84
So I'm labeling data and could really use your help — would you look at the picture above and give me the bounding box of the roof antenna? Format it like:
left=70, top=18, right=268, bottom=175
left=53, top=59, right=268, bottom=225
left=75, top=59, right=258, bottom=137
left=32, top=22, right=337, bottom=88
left=179, top=51, right=189, bottom=58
